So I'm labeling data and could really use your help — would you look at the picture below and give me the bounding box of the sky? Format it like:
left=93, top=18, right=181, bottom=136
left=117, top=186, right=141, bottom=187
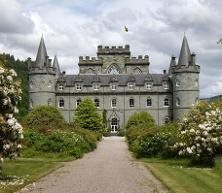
left=0, top=0, right=222, bottom=98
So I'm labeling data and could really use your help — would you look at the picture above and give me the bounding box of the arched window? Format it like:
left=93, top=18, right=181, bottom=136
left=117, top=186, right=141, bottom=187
left=165, top=116, right=170, bottom=124
left=107, top=64, right=121, bottom=74
left=164, top=98, right=169, bottom=107
left=146, top=98, right=152, bottom=107
left=176, top=98, right=180, bottom=106
left=76, top=99, right=81, bottom=108
left=58, top=98, right=64, bottom=108
left=133, top=67, right=142, bottom=74
left=48, top=98, right=52, bottom=106
left=111, top=98, right=117, bottom=108
left=94, top=98, right=100, bottom=108
left=129, top=98, right=134, bottom=107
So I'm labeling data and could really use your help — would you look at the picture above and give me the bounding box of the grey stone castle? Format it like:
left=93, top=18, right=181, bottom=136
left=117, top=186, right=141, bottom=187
left=28, top=35, right=200, bottom=133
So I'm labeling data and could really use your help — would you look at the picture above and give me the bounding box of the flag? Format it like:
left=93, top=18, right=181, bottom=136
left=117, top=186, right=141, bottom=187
left=124, top=26, right=128, bottom=32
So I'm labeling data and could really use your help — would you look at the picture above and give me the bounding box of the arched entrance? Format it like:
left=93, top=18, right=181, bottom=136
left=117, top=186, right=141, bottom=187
left=110, top=117, right=119, bottom=133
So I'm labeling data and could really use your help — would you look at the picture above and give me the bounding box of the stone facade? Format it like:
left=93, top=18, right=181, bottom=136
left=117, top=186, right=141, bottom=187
left=28, top=36, right=200, bottom=133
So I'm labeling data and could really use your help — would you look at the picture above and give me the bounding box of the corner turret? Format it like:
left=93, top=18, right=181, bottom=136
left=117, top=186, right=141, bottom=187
left=171, top=35, right=200, bottom=120
left=28, top=36, right=57, bottom=109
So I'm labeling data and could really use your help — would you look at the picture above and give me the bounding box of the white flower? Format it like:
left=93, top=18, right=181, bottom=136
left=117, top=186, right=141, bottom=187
left=9, top=69, right=17, bottom=77
left=6, top=75, right=13, bottom=82
left=0, top=67, right=5, bottom=74
left=17, top=144, right=22, bottom=149
left=186, top=147, right=193, bottom=154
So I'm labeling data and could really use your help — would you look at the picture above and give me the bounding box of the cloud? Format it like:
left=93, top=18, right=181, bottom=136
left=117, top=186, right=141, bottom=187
left=0, top=0, right=221, bottom=98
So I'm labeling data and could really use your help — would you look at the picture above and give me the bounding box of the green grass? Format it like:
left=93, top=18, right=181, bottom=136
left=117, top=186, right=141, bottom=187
left=0, top=158, right=62, bottom=193
left=141, top=158, right=222, bottom=193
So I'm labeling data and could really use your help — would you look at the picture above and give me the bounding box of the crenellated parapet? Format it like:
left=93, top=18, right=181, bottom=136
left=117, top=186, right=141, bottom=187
left=97, top=45, right=130, bottom=55
left=78, top=56, right=103, bottom=66
left=28, top=66, right=56, bottom=75
left=125, top=55, right=149, bottom=65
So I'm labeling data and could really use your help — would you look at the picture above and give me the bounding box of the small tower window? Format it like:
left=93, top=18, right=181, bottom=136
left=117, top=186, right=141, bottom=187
left=163, top=81, right=169, bottom=89
left=111, top=84, right=117, bottom=90
left=128, top=83, right=135, bottom=90
left=145, top=82, right=152, bottom=90
left=129, top=98, right=135, bottom=107
left=58, top=84, right=64, bottom=90
left=176, top=98, right=180, bottom=106
left=30, top=99, right=33, bottom=109
left=176, top=80, right=180, bottom=87
left=164, top=98, right=169, bottom=107
left=94, top=99, right=100, bottom=108
left=48, top=98, right=52, bottom=106
left=146, top=98, right=152, bottom=107
left=165, top=116, right=170, bottom=124
left=48, top=80, right=52, bottom=88
left=93, top=84, right=100, bottom=90
left=76, top=83, right=82, bottom=90
left=58, top=98, right=64, bottom=108
left=76, top=99, right=82, bottom=108
left=111, top=98, right=117, bottom=108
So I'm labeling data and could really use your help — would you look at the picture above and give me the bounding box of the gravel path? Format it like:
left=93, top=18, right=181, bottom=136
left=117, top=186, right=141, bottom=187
left=19, top=137, right=168, bottom=193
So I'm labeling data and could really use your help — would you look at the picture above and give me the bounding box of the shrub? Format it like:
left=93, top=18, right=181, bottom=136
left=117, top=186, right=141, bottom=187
left=0, top=63, right=23, bottom=160
left=74, top=98, right=104, bottom=131
left=174, top=101, right=222, bottom=166
left=24, top=106, right=65, bottom=132
left=126, top=111, right=156, bottom=130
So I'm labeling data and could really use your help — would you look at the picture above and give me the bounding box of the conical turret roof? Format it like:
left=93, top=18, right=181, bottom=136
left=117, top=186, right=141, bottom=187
left=53, top=55, right=61, bottom=78
left=35, top=36, right=48, bottom=67
left=178, top=35, right=191, bottom=66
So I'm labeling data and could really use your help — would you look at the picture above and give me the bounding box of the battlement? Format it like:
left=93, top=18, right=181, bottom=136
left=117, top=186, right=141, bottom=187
left=78, top=56, right=103, bottom=66
left=172, top=64, right=200, bottom=73
left=97, top=45, right=130, bottom=55
left=28, top=66, right=56, bottom=75
left=125, top=55, right=149, bottom=65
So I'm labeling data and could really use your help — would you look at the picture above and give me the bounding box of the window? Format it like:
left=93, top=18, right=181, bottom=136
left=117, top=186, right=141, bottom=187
left=48, top=80, right=52, bottom=88
left=58, top=84, right=64, bottom=90
left=128, top=83, right=135, bottom=90
left=129, top=98, right=134, bottom=107
left=164, top=98, right=169, bottom=107
left=29, top=99, right=33, bottom=109
left=58, top=98, right=64, bottom=108
left=195, top=79, right=199, bottom=87
left=111, top=98, right=117, bottom=108
left=47, top=98, right=52, bottom=106
left=176, top=80, right=180, bottom=87
left=146, top=98, right=152, bottom=107
left=76, top=83, right=82, bottom=90
left=111, top=118, right=118, bottom=133
left=93, top=84, right=100, bottom=90
left=107, top=64, right=121, bottom=74
left=145, top=82, right=152, bottom=90
left=163, top=81, right=169, bottom=89
left=165, top=116, right=170, bottom=124
left=176, top=98, right=180, bottom=106
left=76, top=99, right=81, bottom=108
left=94, top=99, right=100, bottom=108
left=111, top=84, right=117, bottom=90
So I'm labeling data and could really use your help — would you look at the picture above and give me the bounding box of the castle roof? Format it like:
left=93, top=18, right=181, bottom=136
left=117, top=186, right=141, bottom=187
left=35, top=36, right=48, bottom=68
left=178, top=35, right=191, bottom=66
left=63, top=74, right=167, bottom=87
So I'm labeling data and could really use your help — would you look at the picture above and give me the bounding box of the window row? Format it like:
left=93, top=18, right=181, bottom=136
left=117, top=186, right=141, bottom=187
left=57, top=98, right=170, bottom=108
left=58, top=82, right=169, bottom=91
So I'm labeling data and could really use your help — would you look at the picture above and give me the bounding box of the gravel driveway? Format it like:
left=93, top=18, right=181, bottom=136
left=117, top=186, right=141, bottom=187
left=19, top=137, right=168, bottom=193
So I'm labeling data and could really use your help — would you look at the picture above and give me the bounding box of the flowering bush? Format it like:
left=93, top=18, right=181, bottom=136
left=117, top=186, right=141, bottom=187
left=174, top=101, right=222, bottom=165
left=0, top=65, right=23, bottom=160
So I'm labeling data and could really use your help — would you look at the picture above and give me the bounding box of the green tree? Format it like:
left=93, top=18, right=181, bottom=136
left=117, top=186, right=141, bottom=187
left=25, top=106, right=65, bottom=132
left=74, top=98, right=103, bottom=131
left=126, top=111, right=156, bottom=130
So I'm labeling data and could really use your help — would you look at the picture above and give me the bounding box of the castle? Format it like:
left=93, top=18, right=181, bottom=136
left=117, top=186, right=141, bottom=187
left=28, top=35, right=200, bottom=133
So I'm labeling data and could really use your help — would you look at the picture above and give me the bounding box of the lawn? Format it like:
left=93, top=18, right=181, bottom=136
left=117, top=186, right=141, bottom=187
left=141, top=158, right=222, bottom=193
left=0, top=158, right=63, bottom=193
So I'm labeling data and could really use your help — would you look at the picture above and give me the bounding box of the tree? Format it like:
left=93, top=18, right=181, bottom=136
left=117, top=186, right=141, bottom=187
left=25, top=106, right=65, bottom=132
left=0, top=60, right=23, bottom=161
left=74, top=98, right=103, bottom=131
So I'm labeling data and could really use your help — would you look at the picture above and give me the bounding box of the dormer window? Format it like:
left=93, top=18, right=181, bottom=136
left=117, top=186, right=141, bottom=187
left=76, top=83, right=82, bottom=90
left=128, top=83, right=135, bottom=90
left=145, top=82, right=152, bottom=90
left=58, top=84, right=64, bottom=90
left=111, top=84, right=117, bottom=90
left=93, top=84, right=100, bottom=90
left=163, top=81, right=169, bottom=89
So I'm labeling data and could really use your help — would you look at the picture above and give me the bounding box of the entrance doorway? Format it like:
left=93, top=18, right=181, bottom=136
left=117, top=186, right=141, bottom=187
left=111, top=118, right=118, bottom=133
